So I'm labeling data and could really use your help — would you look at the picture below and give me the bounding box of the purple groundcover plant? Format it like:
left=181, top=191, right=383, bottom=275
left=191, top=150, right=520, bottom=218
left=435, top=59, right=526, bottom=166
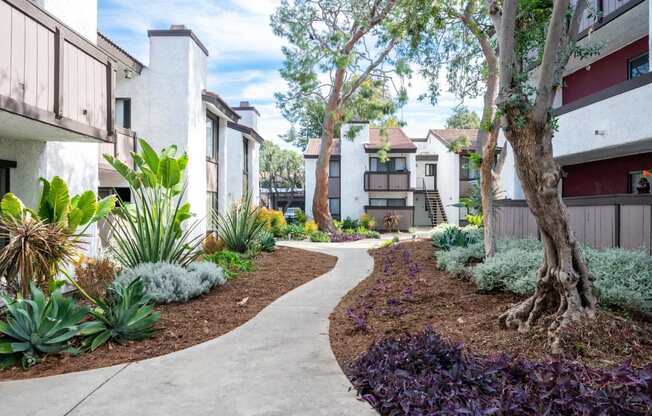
left=329, top=232, right=364, bottom=243
left=350, top=328, right=652, bottom=416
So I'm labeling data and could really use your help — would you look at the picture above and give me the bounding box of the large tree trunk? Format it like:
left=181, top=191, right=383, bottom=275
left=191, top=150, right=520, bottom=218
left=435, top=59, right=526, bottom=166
left=499, top=118, right=597, bottom=353
left=313, top=68, right=345, bottom=232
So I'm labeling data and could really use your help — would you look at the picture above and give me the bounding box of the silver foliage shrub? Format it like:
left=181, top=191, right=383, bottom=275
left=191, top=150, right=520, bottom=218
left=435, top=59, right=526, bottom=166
left=432, top=224, right=483, bottom=251
left=117, top=261, right=225, bottom=304
left=470, top=239, right=652, bottom=313
left=435, top=242, right=485, bottom=279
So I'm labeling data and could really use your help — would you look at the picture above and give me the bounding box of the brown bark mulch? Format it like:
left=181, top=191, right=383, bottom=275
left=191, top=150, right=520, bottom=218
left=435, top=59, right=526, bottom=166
left=1, top=246, right=337, bottom=381
left=330, top=239, right=652, bottom=375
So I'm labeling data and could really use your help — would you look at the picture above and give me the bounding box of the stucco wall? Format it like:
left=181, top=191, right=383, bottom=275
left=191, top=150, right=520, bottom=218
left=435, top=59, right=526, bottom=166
left=304, top=158, right=316, bottom=218
left=225, top=127, right=244, bottom=209
left=340, top=124, right=369, bottom=220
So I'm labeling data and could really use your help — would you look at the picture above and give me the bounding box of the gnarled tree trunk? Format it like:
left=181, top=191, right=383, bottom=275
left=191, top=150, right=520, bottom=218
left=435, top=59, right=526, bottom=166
left=499, top=117, right=597, bottom=353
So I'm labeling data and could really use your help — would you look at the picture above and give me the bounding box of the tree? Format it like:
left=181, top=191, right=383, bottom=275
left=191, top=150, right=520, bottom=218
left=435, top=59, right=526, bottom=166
left=446, top=106, right=480, bottom=129
left=271, top=0, right=422, bottom=231
left=259, top=141, right=304, bottom=210
left=490, top=0, right=599, bottom=351
left=280, top=79, right=402, bottom=150
left=411, top=0, right=507, bottom=257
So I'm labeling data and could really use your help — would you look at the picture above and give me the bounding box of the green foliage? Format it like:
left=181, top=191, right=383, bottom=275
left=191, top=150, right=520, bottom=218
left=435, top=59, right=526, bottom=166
left=117, top=262, right=225, bottom=304
left=435, top=242, right=485, bottom=279
left=259, top=231, right=277, bottom=252
left=431, top=224, right=482, bottom=251
left=0, top=284, right=88, bottom=368
left=0, top=176, right=116, bottom=234
left=310, top=231, right=331, bottom=243
left=445, top=106, right=481, bottom=129
left=214, top=192, right=265, bottom=253
left=469, top=240, right=652, bottom=314
left=105, top=139, right=201, bottom=268
left=260, top=141, right=304, bottom=193
left=295, top=209, right=307, bottom=225
left=283, top=224, right=308, bottom=240
left=359, top=213, right=376, bottom=230
left=80, top=278, right=160, bottom=351
left=204, top=250, right=253, bottom=280
left=341, top=217, right=359, bottom=231
left=465, top=214, right=483, bottom=227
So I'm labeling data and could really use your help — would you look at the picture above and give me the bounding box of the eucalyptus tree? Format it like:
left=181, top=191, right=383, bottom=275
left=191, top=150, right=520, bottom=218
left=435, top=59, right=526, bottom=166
left=445, top=106, right=481, bottom=129
left=489, top=0, right=600, bottom=351
left=271, top=0, right=424, bottom=231
left=411, top=0, right=506, bottom=257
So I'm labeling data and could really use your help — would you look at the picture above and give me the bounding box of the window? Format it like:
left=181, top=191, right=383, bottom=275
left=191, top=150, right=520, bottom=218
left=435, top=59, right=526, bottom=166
left=628, top=53, right=649, bottom=80
left=243, top=138, right=250, bottom=194
left=329, top=198, right=341, bottom=218
left=115, top=98, right=131, bottom=129
left=369, top=157, right=407, bottom=172
left=329, top=160, right=340, bottom=178
left=206, top=114, right=219, bottom=161
left=206, top=191, right=219, bottom=230
left=98, top=187, right=131, bottom=203
left=425, top=163, right=436, bottom=177
left=460, top=155, right=479, bottom=180
left=369, top=198, right=406, bottom=207
left=629, top=171, right=650, bottom=194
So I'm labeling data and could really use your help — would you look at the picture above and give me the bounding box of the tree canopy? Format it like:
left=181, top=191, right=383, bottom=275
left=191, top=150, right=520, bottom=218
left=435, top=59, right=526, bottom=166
left=445, top=106, right=481, bottom=129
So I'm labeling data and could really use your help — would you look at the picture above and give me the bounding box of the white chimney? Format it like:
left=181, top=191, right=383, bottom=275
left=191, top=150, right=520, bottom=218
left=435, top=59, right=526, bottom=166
left=234, top=101, right=260, bottom=131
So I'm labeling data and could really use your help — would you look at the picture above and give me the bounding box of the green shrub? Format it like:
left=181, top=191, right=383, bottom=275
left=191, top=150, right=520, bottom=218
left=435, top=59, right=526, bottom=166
left=283, top=224, right=308, bottom=240
left=0, top=283, right=88, bottom=368
left=436, top=242, right=485, bottom=279
left=117, top=261, right=225, bottom=303
left=359, top=213, right=376, bottom=230
left=432, top=224, right=482, bottom=251
left=310, top=231, right=331, bottom=242
left=214, top=192, right=266, bottom=253
left=471, top=239, right=652, bottom=314
left=295, top=208, right=307, bottom=225
left=342, top=217, right=359, bottom=230
left=105, top=139, right=202, bottom=268
left=204, top=250, right=253, bottom=280
left=81, top=278, right=160, bottom=351
left=361, top=229, right=381, bottom=239
left=259, top=231, right=276, bottom=252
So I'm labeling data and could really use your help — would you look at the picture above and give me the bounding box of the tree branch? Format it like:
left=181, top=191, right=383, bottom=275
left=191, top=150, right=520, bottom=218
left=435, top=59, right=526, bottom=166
left=496, top=0, right=517, bottom=106
left=532, top=0, right=571, bottom=123
left=340, top=39, right=398, bottom=103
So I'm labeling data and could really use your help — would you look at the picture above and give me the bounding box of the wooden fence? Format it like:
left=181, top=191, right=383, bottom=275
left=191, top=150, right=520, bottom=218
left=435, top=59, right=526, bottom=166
left=494, top=194, right=652, bottom=254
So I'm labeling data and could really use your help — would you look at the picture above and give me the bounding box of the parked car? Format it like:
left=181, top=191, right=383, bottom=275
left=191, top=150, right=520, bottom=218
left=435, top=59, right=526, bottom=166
left=284, top=207, right=301, bottom=222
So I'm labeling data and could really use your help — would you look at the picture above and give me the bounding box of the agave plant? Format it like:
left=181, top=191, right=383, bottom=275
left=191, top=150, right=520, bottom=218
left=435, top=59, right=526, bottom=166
left=80, top=278, right=160, bottom=351
left=213, top=192, right=265, bottom=253
left=104, top=139, right=202, bottom=268
left=0, top=283, right=89, bottom=368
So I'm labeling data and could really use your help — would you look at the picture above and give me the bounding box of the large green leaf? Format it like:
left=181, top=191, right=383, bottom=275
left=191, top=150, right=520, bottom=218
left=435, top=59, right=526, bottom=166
left=158, top=157, right=181, bottom=189
left=103, top=154, right=140, bottom=189
left=93, top=195, right=117, bottom=222
left=138, top=139, right=160, bottom=175
left=47, top=176, right=70, bottom=224
left=0, top=193, right=24, bottom=219
left=37, top=178, right=52, bottom=220
left=73, top=191, right=98, bottom=227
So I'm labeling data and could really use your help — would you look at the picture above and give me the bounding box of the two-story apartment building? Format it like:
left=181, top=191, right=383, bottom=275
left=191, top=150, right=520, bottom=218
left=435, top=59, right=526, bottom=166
left=0, top=0, right=263, bottom=250
left=501, top=0, right=652, bottom=199
left=303, top=123, right=479, bottom=229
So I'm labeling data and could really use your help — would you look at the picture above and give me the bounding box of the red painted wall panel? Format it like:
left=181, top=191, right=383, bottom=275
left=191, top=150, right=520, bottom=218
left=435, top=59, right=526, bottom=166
left=562, top=152, right=652, bottom=197
left=562, top=36, right=649, bottom=105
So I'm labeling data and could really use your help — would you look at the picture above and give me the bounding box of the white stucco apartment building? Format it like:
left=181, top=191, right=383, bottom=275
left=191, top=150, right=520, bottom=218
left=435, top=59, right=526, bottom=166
left=0, top=0, right=263, bottom=250
left=303, top=123, right=479, bottom=229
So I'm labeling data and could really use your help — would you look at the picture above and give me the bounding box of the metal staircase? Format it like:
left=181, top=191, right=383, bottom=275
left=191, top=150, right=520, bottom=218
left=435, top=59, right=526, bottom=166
left=422, top=179, right=447, bottom=226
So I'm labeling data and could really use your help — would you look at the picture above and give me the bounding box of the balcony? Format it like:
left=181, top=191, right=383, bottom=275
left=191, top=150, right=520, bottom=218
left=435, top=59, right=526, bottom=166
left=364, top=171, right=410, bottom=191
left=577, top=0, right=645, bottom=35
left=364, top=206, right=414, bottom=231
left=99, top=128, right=136, bottom=187
left=552, top=72, right=652, bottom=165
left=0, top=0, right=116, bottom=144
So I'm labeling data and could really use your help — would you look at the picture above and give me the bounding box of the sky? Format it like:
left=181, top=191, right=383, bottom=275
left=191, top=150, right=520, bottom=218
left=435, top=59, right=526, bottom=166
left=98, top=0, right=483, bottom=149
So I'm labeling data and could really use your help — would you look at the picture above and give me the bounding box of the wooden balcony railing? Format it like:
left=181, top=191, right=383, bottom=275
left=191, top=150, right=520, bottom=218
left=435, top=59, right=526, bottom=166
left=99, top=127, right=136, bottom=170
left=364, top=171, right=410, bottom=191
left=364, top=206, right=414, bottom=231
left=0, top=0, right=116, bottom=142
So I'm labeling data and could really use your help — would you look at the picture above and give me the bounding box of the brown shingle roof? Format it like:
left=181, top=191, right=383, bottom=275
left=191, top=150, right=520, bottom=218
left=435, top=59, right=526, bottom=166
left=428, top=129, right=479, bottom=149
left=304, top=139, right=341, bottom=158
left=364, top=128, right=417, bottom=152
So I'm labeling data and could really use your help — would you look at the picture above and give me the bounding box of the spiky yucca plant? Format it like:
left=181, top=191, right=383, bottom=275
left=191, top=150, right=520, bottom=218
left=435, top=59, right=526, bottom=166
left=0, top=216, right=82, bottom=297
left=212, top=192, right=265, bottom=253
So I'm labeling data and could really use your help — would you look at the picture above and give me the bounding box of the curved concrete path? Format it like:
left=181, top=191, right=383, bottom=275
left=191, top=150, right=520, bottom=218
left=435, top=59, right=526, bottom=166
left=0, top=240, right=380, bottom=416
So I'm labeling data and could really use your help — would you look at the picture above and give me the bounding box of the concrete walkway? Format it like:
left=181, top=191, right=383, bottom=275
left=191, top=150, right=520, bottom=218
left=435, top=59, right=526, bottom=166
left=0, top=241, right=381, bottom=416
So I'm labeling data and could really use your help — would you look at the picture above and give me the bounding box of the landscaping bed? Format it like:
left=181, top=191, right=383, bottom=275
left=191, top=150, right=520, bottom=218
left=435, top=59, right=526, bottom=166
left=1, top=246, right=336, bottom=380
left=330, top=240, right=652, bottom=373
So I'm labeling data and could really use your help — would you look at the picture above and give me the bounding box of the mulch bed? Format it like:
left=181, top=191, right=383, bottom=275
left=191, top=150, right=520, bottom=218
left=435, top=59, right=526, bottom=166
left=330, top=239, right=652, bottom=374
left=1, top=246, right=337, bottom=381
